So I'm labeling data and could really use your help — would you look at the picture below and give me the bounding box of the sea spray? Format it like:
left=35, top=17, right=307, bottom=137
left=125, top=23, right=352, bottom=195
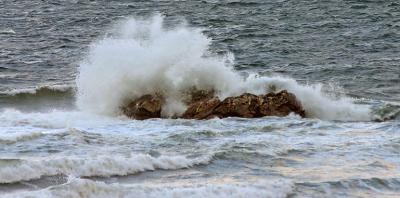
left=76, top=15, right=239, bottom=117
left=76, top=15, right=371, bottom=121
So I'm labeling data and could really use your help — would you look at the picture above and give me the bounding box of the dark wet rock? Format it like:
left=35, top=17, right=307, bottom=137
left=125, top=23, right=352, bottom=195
left=213, top=93, right=264, bottom=118
left=122, top=90, right=305, bottom=120
left=182, top=97, right=221, bottom=119
left=121, top=94, right=163, bottom=120
left=260, top=90, right=305, bottom=117
left=182, top=90, right=305, bottom=119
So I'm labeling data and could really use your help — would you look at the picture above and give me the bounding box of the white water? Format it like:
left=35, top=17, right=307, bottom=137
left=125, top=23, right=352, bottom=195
left=4, top=177, right=294, bottom=198
left=0, top=154, right=212, bottom=184
left=2, top=1, right=399, bottom=197
left=0, top=107, right=398, bottom=197
left=76, top=15, right=371, bottom=121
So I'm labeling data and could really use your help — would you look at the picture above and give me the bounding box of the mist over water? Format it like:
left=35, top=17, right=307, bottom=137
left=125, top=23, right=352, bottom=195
left=1, top=0, right=399, bottom=197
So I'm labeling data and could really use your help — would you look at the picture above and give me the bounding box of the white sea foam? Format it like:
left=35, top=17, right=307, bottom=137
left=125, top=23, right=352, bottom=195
left=0, top=131, right=43, bottom=144
left=0, top=154, right=212, bottom=184
left=3, top=177, right=294, bottom=198
left=0, top=109, right=128, bottom=133
left=76, top=14, right=371, bottom=121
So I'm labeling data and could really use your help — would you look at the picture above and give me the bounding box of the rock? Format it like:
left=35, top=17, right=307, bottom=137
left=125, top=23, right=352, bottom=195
left=122, top=90, right=305, bottom=120
left=182, top=97, right=221, bottom=119
left=213, top=93, right=264, bottom=118
left=121, top=94, right=163, bottom=120
left=260, top=90, right=305, bottom=117
left=182, top=90, right=305, bottom=119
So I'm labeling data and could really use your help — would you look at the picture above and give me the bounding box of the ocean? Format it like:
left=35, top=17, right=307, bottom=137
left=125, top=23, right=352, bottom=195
left=1, top=0, right=399, bottom=197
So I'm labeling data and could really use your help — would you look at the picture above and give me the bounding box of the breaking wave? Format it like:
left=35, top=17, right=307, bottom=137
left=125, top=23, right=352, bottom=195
left=0, top=154, right=212, bottom=184
left=0, top=85, right=74, bottom=97
left=0, top=28, right=15, bottom=34
left=0, top=85, right=74, bottom=103
left=0, top=131, right=44, bottom=144
left=76, top=14, right=371, bottom=121
left=3, top=177, right=294, bottom=198
left=0, top=85, right=75, bottom=109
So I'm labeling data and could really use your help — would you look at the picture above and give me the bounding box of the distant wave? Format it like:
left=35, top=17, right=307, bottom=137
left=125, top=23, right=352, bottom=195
left=0, top=67, right=11, bottom=72
left=0, top=85, right=75, bottom=104
left=0, top=28, right=15, bottom=34
left=76, top=15, right=372, bottom=121
left=0, top=85, right=73, bottom=96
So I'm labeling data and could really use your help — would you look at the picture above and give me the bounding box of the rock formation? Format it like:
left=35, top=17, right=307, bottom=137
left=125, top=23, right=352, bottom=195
left=182, top=90, right=305, bottom=119
left=122, top=94, right=163, bottom=120
left=122, top=90, right=305, bottom=120
left=182, top=97, right=221, bottom=119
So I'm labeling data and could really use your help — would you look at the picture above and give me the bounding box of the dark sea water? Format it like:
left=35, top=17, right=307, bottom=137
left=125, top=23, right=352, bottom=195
left=0, top=0, right=399, bottom=197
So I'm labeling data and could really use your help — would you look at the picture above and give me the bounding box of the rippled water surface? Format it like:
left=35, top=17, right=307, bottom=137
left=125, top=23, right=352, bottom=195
left=1, top=0, right=399, bottom=197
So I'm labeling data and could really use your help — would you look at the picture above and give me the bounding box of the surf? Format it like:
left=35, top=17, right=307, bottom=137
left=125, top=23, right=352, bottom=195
left=76, top=15, right=372, bottom=121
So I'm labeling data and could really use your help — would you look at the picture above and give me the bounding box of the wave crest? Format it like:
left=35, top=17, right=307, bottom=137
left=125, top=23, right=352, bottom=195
left=0, top=85, right=74, bottom=101
left=0, top=154, right=212, bottom=184
left=0, top=85, right=75, bottom=109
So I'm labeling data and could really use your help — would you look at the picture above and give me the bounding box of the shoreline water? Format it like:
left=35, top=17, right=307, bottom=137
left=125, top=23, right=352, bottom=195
left=1, top=1, right=399, bottom=197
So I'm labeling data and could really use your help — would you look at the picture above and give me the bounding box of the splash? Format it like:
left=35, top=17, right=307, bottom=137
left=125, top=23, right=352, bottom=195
left=76, top=15, right=371, bottom=121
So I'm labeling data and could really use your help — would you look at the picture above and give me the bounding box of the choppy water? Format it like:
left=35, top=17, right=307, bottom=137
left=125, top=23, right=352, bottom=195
left=1, top=0, right=400, bottom=197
